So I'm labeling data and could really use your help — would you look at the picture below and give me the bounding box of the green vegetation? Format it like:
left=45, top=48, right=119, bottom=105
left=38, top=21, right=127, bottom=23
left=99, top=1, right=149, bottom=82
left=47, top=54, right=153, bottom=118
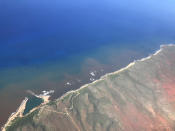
left=61, top=92, right=73, bottom=102
left=6, top=110, right=39, bottom=131
left=46, top=100, right=56, bottom=106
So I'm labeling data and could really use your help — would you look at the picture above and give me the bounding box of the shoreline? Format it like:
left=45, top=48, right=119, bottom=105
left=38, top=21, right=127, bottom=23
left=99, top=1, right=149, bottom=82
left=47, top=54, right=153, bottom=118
left=1, top=97, right=28, bottom=131
left=1, top=90, right=52, bottom=131
left=59, top=44, right=174, bottom=100
left=23, top=90, right=52, bottom=116
left=26, top=90, right=52, bottom=104
left=2, top=44, right=174, bottom=130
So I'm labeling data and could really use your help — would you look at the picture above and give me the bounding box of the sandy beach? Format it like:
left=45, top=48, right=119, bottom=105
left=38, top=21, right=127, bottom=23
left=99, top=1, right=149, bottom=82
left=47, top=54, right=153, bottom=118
left=1, top=97, right=28, bottom=131
left=2, top=44, right=174, bottom=131
left=1, top=90, right=51, bottom=131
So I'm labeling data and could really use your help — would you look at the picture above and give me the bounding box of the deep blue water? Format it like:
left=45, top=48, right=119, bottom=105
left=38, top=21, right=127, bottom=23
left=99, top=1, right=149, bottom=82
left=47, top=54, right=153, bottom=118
left=1, top=0, right=175, bottom=125
left=0, top=0, right=175, bottom=68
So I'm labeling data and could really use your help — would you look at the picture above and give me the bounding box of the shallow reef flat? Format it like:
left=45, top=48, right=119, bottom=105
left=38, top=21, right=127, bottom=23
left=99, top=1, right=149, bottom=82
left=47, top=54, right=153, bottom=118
left=4, top=44, right=175, bottom=131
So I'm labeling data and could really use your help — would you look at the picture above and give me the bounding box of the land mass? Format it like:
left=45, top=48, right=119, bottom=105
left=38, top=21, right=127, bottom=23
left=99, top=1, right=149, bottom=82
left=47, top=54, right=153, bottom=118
left=3, top=44, right=175, bottom=131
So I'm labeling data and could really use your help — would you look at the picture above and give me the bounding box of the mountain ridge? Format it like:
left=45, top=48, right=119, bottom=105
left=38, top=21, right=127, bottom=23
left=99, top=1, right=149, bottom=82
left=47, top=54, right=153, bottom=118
left=4, top=44, right=175, bottom=131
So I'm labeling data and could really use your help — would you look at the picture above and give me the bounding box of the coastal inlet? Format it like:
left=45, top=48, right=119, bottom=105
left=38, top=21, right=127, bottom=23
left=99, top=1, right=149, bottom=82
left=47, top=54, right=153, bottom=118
left=1, top=90, right=54, bottom=131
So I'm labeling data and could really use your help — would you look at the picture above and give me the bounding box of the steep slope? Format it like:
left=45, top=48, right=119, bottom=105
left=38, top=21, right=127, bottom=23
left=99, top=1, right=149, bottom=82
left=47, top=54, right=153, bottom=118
left=5, top=45, right=175, bottom=131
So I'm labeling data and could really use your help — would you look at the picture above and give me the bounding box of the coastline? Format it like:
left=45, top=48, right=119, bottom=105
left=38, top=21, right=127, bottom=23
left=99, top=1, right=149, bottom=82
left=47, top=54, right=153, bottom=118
left=2, top=44, right=174, bottom=130
left=1, top=97, right=28, bottom=131
left=21, top=95, right=51, bottom=119
left=27, top=90, right=52, bottom=104
left=59, top=44, right=174, bottom=101
left=1, top=91, right=52, bottom=131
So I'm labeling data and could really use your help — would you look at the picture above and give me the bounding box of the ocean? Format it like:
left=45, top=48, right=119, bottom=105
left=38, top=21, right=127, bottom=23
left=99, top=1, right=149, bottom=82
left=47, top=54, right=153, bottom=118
left=0, top=0, right=175, bottom=127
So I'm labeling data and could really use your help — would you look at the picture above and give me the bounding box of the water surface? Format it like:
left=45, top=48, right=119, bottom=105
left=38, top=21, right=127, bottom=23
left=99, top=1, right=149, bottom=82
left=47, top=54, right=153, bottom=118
left=23, top=96, right=43, bottom=115
left=0, top=0, right=175, bottom=127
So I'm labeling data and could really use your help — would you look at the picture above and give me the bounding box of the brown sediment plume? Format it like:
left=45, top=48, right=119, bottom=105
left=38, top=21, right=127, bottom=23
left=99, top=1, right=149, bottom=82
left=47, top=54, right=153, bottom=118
left=1, top=97, right=28, bottom=131
left=1, top=90, right=52, bottom=130
left=3, top=44, right=175, bottom=131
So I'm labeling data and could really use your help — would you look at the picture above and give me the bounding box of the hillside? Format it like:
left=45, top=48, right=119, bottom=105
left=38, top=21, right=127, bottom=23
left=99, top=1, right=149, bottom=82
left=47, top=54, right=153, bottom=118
left=5, top=44, right=175, bottom=131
